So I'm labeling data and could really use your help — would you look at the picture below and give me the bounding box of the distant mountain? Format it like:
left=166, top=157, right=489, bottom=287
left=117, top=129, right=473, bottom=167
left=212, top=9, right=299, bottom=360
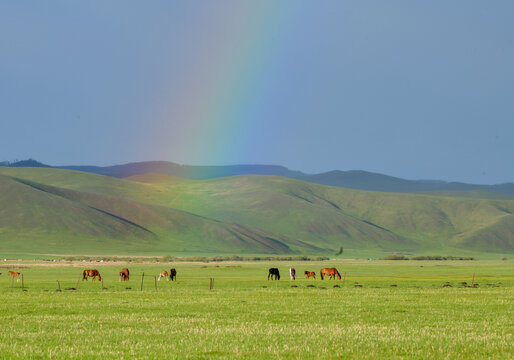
left=57, top=161, right=514, bottom=196
left=58, top=161, right=303, bottom=179
left=1, top=159, right=51, bottom=167
left=5, top=159, right=514, bottom=196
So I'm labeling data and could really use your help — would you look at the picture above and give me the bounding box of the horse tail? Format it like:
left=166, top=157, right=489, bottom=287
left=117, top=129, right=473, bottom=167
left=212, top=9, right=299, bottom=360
left=98, top=272, right=102, bottom=281
left=82, top=270, right=86, bottom=280
left=320, top=270, right=324, bottom=280
left=336, top=269, right=341, bottom=280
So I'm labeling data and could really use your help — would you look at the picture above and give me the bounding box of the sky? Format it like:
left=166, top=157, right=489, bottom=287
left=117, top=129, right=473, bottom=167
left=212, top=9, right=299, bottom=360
left=1, top=1, right=513, bottom=184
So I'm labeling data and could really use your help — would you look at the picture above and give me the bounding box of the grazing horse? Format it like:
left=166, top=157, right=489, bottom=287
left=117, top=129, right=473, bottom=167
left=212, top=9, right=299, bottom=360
left=158, top=271, right=169, bottom=281
left=8, top=271, right=20, bottom=282
left=304, top=271, right=316, bottom=279
left=320, top=268, right=341, bottom=280
left=119, top=268, right=130, bottom=281
left=169, top=268, right=177, bottom=281
left=82, top=269, right=101, bottom=281
left=289, top=268, right=296, bottom=280
left=268, top=268, right=280, bottom=280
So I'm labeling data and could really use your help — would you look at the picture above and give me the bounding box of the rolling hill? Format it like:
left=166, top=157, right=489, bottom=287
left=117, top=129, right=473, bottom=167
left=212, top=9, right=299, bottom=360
left=1, top=167, right=513, bottom=256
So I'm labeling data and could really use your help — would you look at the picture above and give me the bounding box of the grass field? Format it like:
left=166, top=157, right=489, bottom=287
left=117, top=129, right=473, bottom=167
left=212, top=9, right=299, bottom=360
left=1, top=260, right=512, bottom=359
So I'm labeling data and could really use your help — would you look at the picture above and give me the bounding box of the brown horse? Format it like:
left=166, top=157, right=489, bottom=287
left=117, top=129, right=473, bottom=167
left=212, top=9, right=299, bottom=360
left=169, top=268, right=176, bottom=281
left=158, top=271, right=169, bottom=281
left=119, top=268, right=129, bottom=281
left=8, top=271, right=20, bottom=282
left=320, top=268, right=341, bottom=280
left=304, top=271, right=316, bottom=279
left=82, top=269, right=101, bottom=281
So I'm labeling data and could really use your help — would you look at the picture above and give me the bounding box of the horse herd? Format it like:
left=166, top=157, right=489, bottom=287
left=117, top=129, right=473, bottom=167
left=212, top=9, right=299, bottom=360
left=269, top=267, right=342, bottom=280
left=5, top=267, right=341, bottom=283
left=81, top=268, right=178, bottom=282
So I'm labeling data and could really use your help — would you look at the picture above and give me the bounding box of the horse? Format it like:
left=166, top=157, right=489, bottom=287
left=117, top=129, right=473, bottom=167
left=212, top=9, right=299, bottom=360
left=119, top=268, right=130, bottom=281
left=8, top=271, right=20, bottom=282
left=268, top=268, right=280, bottom=280
left=304, top=271, right=316, bottom=279
left=169, top=268, right=177, bottom=281
left=320, top=268, right=341, bottom=280
left=158, top=271, right=169, bottom=281
left=82, top=269, right=101, bottom=281
left=289, top=268, right=296, bottom=280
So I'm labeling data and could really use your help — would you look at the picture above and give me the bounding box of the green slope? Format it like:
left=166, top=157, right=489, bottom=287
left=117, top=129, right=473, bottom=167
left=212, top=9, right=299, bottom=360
left=416, top=190, right=514, bottom=200
left=0, top=173, right=320, bottom=255
left=1, top=167, right=513, bottom=255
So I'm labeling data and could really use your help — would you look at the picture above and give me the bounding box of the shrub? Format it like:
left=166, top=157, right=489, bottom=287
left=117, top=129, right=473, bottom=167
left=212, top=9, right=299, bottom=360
left=385, top=254, right=408, bottom=260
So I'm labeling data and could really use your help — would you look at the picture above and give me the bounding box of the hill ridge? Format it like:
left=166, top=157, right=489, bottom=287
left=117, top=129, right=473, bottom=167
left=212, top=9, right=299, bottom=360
left=3, top=159, right=514, bottom=195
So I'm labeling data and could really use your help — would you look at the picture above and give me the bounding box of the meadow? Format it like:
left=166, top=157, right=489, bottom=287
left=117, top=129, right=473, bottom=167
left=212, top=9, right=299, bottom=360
left=1, top=259, right=512, bottom=359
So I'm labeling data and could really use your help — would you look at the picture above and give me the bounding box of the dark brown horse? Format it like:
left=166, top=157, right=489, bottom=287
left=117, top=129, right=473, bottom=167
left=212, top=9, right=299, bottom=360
left=169, top=268, right=176, bottom=281
left=304, top=271, right=316, bottom=279
left=320, top=268, right=341, bottom=280
left=268, top=268, right=280, bottom=280
left=119, top=268, right=129, bottom=281
left=82, top=269, right=101, bottom=281
left=8, top=271, right=20, bottom=282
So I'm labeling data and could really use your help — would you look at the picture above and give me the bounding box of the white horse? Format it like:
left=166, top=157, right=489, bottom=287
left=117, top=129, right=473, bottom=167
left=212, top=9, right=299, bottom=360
left=289, top=268, right=296, bottom=280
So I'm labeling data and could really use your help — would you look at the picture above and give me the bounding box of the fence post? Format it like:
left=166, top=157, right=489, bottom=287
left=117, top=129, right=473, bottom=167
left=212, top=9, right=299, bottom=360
left=57, top=280, right=61, bottom=292
left=141, top=272, right=144, bottom=291
left=75, top=275, right=81, bottom=290
left=210, top=278, right=214, bottom=290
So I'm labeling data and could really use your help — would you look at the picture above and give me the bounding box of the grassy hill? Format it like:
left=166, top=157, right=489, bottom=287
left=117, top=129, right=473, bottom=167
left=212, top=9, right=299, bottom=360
left=0, top=167, right=513, bottom=256
left=416, top=190, right=514, bottom=200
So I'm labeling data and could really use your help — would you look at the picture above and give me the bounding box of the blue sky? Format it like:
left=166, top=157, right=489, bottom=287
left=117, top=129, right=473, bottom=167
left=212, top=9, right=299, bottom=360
left=1, top=1, right=513, bottom=184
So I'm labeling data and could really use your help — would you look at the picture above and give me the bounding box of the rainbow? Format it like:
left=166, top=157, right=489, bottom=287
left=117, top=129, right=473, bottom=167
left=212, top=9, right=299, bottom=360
left=140, top=2, right=297, bottom=166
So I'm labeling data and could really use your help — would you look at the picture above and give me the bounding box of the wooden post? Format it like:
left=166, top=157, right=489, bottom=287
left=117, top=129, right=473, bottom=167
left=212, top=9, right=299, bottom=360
left=210, top=278, right=214, bottom=290
left=57, top=280, right=61, bottom=292
left=154, top=276, right=157, bottom=291
left=472, top=273, right=475, bottom=287
left=140, top=272, right=144, bottom=291
left=75, top=275, right=81, bottom=290
left=22, top=274, right=24, bottom=291
left=343, top=272, right=346, bottom=287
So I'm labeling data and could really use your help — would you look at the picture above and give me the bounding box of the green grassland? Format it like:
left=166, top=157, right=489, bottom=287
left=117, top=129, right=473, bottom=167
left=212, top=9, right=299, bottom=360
left=1, top=167, right=514, bottom=257
left=1, top=260, right=512, bottom=359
